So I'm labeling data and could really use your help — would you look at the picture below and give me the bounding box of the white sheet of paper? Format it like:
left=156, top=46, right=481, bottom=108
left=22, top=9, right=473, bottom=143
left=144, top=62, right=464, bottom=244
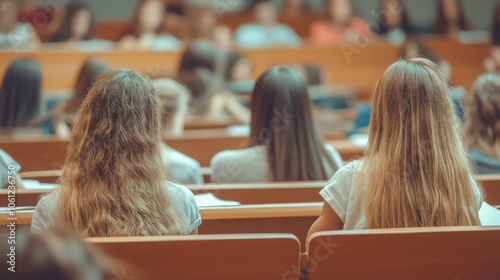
left=195, top=193, right=241, bottom=207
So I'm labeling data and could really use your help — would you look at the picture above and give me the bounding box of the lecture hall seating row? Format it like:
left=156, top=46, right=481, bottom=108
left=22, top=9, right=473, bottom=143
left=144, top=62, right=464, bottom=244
left=0, top=40, right=489, bottom=101
left=0, top=211, right=498, bottom=280
left=0, top=136, right=366, bottom=171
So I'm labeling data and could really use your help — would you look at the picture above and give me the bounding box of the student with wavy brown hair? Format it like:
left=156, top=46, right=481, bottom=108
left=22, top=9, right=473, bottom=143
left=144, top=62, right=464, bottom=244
left=210, top=66, right=343, bottom=183
left=307, top=58, right=484, bottom=234
left=464, top=73, right=500, bottom=174
left=31, top=69, right=201, bottom=237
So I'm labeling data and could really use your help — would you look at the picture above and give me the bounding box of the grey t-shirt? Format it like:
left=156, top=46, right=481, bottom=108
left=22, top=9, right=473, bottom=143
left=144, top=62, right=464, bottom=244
left=31, top=182, right=201, bottom=234
left=0, top=149, right=21, bottom=188
left=210, top=144, right=344, bottom=183
left=161, top=144, right=204, bottom=185
left=320, top=161, right=486, bottom=230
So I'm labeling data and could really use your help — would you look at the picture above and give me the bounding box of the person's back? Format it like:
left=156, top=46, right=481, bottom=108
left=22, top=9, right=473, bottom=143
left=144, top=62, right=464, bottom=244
left=32, top=69, right=201, bottom=236
left=308, top=58, right=488, bottom=237
left=211, top=66, right=343, bottom=183
left=464, top=73, right=500, bottom=174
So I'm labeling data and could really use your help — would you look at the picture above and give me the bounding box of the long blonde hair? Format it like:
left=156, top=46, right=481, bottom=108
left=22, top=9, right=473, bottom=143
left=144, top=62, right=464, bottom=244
left=360, top=58, right=481, bottom=228
left=59, top=69, right=188, bottom=237
left=464, top=72, right=500, bottom=158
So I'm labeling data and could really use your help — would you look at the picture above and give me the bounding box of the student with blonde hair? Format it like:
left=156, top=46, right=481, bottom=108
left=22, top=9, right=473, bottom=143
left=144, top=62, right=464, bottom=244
left=154, top=78, right=204, bottom=185
left=464, top=73, right=500, bottom=174
left=31, top=69, right=201, bottom=236
left=308, top=58, right=485, bottom=234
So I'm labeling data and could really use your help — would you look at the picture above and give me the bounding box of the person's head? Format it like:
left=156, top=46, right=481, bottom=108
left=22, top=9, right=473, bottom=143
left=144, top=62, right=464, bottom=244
left=59, top=69, right=188, bottom=237
left=126, top=0, right=165, bottom=37
left=0, top=0, right=17, bottom=32
left=284, top=0, right=306, bottom=11
left=378, top=0, right=413, bottom=34
left=0, top=58, right=42, bottom=128
left=65, top=58, right=110, bottom=115
left=154, top=78, right=190, bottom=136
left=178, top=40, right=222, bottom=74
left=250, top=66, right=338, bottom=181
left=51, top=2, right=94, bottom=42
left=327, top=0, right=353, bottom=27
left=223, top=51, right=253, bottom=82
left=401, top=40, right=452, bottom=79
left=464, top=73, right=500, bottom=157
left=186, top=6, right=218, bottom=40
left=491, top=4, right=500, bottom=45
left=361, top=58, right=480, bottom=228
left=254, top=1, right=277, bottom=26
left=163, top=5, right=185, bottom=37
left=14, top=228, right=113, bottom=280
left=435, top=0, right=468, bottom=33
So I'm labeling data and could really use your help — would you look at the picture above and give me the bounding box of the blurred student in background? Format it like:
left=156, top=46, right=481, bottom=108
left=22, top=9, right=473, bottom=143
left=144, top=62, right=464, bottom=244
left=52, top=58, right=110, bottom=138
left=211, top=66, right=343, bottom=183
left=280, top=0, right=309, bottom=17
left=17, top=0, right=57, bottom=39
left=310, top=0, right=373, bottom=45
left=50, top=2, right=113, bottom=51
left=376, top=0, right=414, bottom=45
left=0, top=58, right=44, bottom=135
left=433, top=0, right=471, bottom=37
left=119, top=0, right=181, bottom=51
left=178, top=41, right=250, bottom=122
left=31, top=69, right=201, bottom=236
left=464, top=73, right=500, bottom=174
left=186, top=5, right=233, bottom=49
left=163, top=4, right=186, bottom=40
left=234, top=0, right=300, bottom=48
left=0, top=0, right=39, bottom=49
left=154, top=78, right=204, bottom=185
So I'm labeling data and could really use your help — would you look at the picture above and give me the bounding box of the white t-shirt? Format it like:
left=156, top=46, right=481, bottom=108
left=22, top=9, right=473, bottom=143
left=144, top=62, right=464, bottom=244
left=31, top=182, right=201, bottom=234
left=0, top=149, right=21, bottom=188
left=320, top=161, right=487, bottom=229
left=210, top=144, right=344, bottom=183
left=161, top=144, right=204, bottom=185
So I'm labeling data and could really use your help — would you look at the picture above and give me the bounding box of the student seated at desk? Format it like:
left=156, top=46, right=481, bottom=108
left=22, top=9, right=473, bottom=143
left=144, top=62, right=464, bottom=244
left=51, top=58, right=110, bottom=138
left=0, top=58, right=46, bottom=136
left=309, top=0, right=373, bottom=46
left=49, top=2, right=113, bottom=52
left=0, top=0, right=39, bottom=49
left=31, top=69, right=201, bottom=236
left=433, top=0, right=472, bottom=38
left=234, top=0, right=301, bottom=48
left=211, top=66, right=343, bottom=183
left=307, top=58, right=486, bottom=235
left=464, top=73, right=500, bottom=174
left=178, top=41, right=250, bottom=123
left=154, top=78, right=204, bottom=185
left=119, top=0, right=181, bottom=51
left=186, top=5, right=233, bottom=49
left=376, top=0, right=414, bottom=45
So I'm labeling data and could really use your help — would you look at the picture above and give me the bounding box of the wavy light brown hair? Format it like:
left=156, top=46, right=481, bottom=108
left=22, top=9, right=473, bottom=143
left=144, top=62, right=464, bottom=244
left=59, top=69, right=188, bottom=237
left=464, top=73, right=500, bottom=158
left=359, top=58, right=481, bottom=228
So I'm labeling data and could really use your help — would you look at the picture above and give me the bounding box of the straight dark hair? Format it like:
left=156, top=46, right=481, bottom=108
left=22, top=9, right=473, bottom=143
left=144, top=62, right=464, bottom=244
left=250, top=66, right=339, bottom=181
left=492, top=4, right=500, bottom=45
left=64, top=58, right=110, bottom=115
left=377, top=0, right=415, bottom=34
left=121, top=0, right=165, bottom=39
left=0, top=58, right=42, bottom=128
left=51, top=2, right=94, bottom=42
left=434, top=0, right=470, bottom=34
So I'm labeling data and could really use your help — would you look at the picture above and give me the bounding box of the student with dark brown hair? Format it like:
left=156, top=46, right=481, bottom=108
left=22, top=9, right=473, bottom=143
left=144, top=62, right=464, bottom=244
left=433, top=0, right=471, bottom=37
left=211, top=66, right=343, bottom=183
left=119, top=0, right=181, bottom=51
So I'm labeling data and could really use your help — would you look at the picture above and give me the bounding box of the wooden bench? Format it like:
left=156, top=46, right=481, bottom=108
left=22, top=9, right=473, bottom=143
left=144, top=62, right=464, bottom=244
left=0, top=41, right=489, bottom=97
left=0, top=137, right=364, bottom=171
left=87, top=234, right=300, bottom=280
left=307, top=227, right=500, bottom=280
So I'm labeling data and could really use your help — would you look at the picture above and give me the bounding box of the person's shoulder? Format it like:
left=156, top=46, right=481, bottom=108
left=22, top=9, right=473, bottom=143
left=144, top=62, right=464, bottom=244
left=211, top=146, right=265, bottom=167
left=169, top=148, right=201, bottom=169
left=328, top=160, right=359, bottom=182
left=165, top=182, right=197, bottom=209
